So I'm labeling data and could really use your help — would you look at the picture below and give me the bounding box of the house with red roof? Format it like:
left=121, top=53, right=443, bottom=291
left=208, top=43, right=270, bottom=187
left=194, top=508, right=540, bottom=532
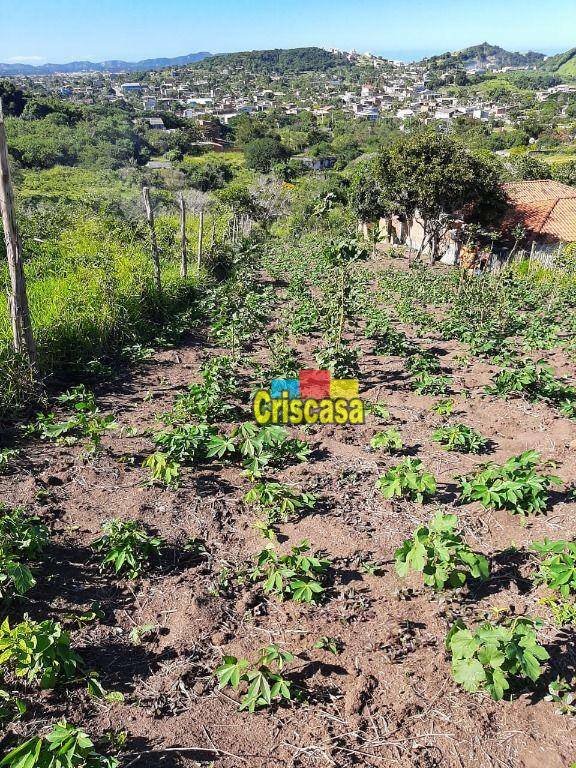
left=501, top=180, right=576, bottom=257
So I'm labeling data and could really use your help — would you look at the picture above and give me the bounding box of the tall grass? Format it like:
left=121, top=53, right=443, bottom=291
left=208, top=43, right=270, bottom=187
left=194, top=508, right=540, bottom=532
left=0, top=217, right=202, bottom=422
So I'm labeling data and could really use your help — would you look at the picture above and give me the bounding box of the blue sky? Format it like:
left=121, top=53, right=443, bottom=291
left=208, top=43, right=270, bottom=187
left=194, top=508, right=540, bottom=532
left=1, top=0, right=574, bottom=63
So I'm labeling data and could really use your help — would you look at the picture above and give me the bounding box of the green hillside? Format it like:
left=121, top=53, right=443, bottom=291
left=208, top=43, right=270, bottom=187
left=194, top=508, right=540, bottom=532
left=423, top=42, right=545, bottom=70
left=192, top=47, right=352, bottom=74
left=541, top=47, right=576, bottom=75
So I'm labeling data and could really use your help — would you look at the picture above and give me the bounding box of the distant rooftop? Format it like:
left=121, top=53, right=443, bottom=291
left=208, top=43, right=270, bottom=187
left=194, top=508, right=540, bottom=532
left=503, top=180, right=576, bottom=243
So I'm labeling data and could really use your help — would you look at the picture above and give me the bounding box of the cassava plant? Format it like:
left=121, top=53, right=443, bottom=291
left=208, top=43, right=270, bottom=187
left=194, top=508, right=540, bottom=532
left=370, top=428, right=403, bottom=454
left=376, top=459, right=437, bottom=503
left=531, top=539, right=576, bottom=597
left=446, top=616, right=549, bottom=701
left=395, top=511, right=489, bottom=590
left=458, top=450, right=561, bottom=517
left=0, top=721, right=118, bottom=768
left=215, top=644, right=297, bottom=712
left=92, top=519, right=163, bottom=578
left=432, top=424, right=488, bottom=454
left=251, top=540, right=331, bottom=603
left=0, top=617, right=83, bottom=689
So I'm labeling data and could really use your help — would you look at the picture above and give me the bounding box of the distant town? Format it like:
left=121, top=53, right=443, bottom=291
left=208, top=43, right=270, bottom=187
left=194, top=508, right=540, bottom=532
left=5, top=44, right=575, bottom=160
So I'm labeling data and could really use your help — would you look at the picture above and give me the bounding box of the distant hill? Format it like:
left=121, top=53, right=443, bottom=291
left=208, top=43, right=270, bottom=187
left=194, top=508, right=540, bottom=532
left=191, top=47, right=353, bottom=74
left=541, top=47, right=576, bottom=76
left=422, top=43, right=545, bottom=71
left=0, top=52, right=212, bottom=76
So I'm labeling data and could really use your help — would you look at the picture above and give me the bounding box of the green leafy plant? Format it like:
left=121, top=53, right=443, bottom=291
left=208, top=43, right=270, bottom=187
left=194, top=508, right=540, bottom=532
left=446, top=616, right=549, bottom=701
left=411, top=372, right=452, bottom=396
left=541, top=592, right=576, bottom=626
left=164, top=356, right=238, bottom=425
left=0, top=688, right=26, bottom=724
left=233, top=424, right=310, bottom=475
left=545, top=677, right=576, bottom=715
left=486, top=359, right=576, bottom=417
left=0, top=505, right=49, bottom=559
left=370, top=428, right=403, bottom=453
left=0, top=506, right=49, bottom=602
left=0, top=449, right=19, bottom=475
left=27, top=386, right=118, bottom=453
left=376, top=459, right=437, bottom=503
left=364, top=313, right=410, bottom=356
left=143, top=451, right=181, bottom=486
left=531, top=539, right=576, bottom=597
left=251, top=540, right=331, bottom=603
left=315, top=343, right=361, bottom=379
left=0, top=617, right=83, bottom=688
left=431, top=399, right=454, bottom=417
left=313, top=636, right=343, bottom=655
left=405, top=351, right=441, bottom=376
left=215, top=644, right=296, bottom=712
left=92, top=519, right=163, bottom=578
left=458, top=450, right=561, bottom=517
left=395, top=512, right=489, bottom=590
left=0, top=721, right=118, bottom=768
left=432, top=424, right=488, bottom=454
left=365, top=401, right=391, bottom=421
left=244, top=481, right=316, bottom=529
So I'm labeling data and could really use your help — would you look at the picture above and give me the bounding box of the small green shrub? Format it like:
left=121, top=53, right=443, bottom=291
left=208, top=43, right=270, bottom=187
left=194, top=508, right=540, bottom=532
left=0, top=721, right=118, bottom=768
left=395, top=512, right=489, bottom=590
left=487, top=359, right=576, bottom=417
left=431, top=399, right=454, bottom=417
left=376, top=459, right=437, bottom=503
left=411, top=372, right=452, bottom=396
left=92, top=519, right=163, bottom=578
left=370, top=428, right=403, bottom=453
left=0, top=617, right=83, bottom=688
left=215, top=644, right=296, bottom=712
left=0, top=505, right=49, bottom=559
left=0, top=507, right=49, bottom=602
left=251, top=540, right=331, bottom=603
left=315, top=343, right=361, bottom=379
left=244, top=481, right=316, bottom=528
left=432, top=424, right=488, bottom=454
left=446, top=617, right=549, bottom=701
left=164, top=356, right=238, bottom=425
left=531, top=539, right=576, bottom=597
left=458, top=450, right=561, bottom=517
left=0, top=449, right=19, bottom=475
left=26, top=386, right=118, bottom=454
left=405, top=351, right=441, bottom=376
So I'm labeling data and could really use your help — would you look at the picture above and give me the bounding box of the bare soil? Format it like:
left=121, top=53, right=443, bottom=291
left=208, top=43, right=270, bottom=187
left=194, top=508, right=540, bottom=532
left=2, top=264, right=576, bottom=768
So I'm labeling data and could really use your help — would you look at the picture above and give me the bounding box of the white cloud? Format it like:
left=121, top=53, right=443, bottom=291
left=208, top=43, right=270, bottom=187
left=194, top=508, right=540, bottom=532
left=7, top=55, right=46, bottom=63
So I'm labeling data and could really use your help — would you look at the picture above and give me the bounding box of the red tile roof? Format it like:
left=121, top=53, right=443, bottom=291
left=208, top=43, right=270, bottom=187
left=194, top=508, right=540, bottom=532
left=502, top=180, right=576, bottom=242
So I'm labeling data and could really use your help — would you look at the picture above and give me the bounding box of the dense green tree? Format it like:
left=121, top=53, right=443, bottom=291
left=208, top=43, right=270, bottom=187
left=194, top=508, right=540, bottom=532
left=0, top=80, right=26, bottom=116
left=374, top=131, right=505, bottom=260
left=508, top=153, right=548, bottom=181
left=184, top=161, right=234, bottom=191
left=244, top=137, right=288, bottom=173
left=552, top=160, right=576, bottom=187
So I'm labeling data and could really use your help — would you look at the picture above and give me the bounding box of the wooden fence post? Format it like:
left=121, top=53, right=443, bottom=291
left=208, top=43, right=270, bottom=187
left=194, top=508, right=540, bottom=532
left=142, top=185, right=162, bottom=295
left=197, top=207, right=204, bottom=271
left=179, top=192, right=187, bottom=279
left=0, top=99, right=36, bottom=366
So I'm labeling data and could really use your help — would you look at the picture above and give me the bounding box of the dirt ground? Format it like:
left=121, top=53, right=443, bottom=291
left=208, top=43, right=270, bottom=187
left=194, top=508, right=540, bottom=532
left=2, top=264, right=576, bottom=768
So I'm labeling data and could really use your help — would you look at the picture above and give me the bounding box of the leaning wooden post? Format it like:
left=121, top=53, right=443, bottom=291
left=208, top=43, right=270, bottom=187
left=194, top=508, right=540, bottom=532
left=197, top=207, right=204, bottom=271
left=179, top=192, right=187, bottom=279
left=142, top=185, right=162, bottom=295
left=0, top=99, right=36, bottom=366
